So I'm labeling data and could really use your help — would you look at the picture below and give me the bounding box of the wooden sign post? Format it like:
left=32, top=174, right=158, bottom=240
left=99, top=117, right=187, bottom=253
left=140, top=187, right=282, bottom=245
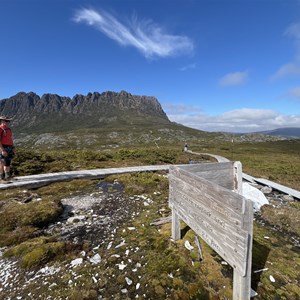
left=169, top=162, right=253, bottom=300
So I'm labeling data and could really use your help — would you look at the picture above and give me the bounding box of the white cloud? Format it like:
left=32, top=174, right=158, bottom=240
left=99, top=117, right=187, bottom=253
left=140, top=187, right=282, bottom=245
left=163, top=103, right=202, bottom=114
left=285, top=22, right=300, bottom=41
left=165, top=105, right=300, bottom=133
left=270, top=62, right=300, bottom=81
left=288, top=87, right=300, bottom=100
left=271, top=22, right=300, bottom=80
left=179, top=63, right=196, bottom=71
left=73, top=8, right=194, bottom=59
left=218, top=71, right=248, bottom=87
left=285, top=22, right=300, bottom=59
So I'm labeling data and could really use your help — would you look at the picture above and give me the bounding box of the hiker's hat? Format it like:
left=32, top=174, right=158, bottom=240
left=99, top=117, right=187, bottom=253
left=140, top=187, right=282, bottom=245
left=0, top=116, right=12, bottom=121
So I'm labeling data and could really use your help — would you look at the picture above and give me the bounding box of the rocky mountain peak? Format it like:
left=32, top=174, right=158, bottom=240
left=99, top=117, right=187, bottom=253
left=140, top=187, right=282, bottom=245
left=0, top=91, right=170, bottom=133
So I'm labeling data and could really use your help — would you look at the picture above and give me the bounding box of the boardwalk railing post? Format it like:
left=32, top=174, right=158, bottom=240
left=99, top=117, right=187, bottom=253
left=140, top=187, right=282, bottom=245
left=233, top=263, right=252, bottom=299
left=171, top=209, right=181, bottom=240
left=234, top=161, right=243, bottom=195
left=233, top=161, right=253, bottom=300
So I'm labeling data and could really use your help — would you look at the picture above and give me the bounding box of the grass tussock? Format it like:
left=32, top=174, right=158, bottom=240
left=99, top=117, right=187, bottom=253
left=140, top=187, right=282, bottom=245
left=4, top=237, right=66, bottom=268
left=0, top=197, right=63, bottom=234
left=11, top=147, right=207, bottom=176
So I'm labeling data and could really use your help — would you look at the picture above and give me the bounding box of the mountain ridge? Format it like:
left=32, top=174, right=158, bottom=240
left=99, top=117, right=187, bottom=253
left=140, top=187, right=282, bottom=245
left=0, top=91, right=292, bottom=149
left=0, top=90, right=169, bottom=133
left=253, top=127, right=300, bottom=139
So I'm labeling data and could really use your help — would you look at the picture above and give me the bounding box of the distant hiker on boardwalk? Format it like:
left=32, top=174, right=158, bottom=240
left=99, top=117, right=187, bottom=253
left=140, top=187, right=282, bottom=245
left=0, top=116, right=15, bottom=182
left=184, top=143, right=188, bottom=152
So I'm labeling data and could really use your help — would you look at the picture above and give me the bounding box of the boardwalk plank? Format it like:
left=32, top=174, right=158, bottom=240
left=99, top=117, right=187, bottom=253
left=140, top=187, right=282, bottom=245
left=253, top=178, right=300, bottom=199
left=0, top=165, right=170, bottom=190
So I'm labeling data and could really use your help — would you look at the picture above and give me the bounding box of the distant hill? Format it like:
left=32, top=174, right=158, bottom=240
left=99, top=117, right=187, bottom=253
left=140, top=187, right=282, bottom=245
left=255, top=128, right=300, bottom=139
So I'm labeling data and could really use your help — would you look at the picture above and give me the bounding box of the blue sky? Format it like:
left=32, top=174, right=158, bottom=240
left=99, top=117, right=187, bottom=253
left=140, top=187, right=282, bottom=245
left=1, top=0, right=300, bottom=132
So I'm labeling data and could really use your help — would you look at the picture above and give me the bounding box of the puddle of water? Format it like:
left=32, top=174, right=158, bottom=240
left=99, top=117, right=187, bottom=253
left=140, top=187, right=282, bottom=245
left=96, top=181, right=124, bottom=193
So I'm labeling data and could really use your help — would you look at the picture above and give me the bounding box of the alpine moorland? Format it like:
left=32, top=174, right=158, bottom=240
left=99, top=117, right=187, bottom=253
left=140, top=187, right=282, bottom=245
left=0, top=91, right=299, bottom=299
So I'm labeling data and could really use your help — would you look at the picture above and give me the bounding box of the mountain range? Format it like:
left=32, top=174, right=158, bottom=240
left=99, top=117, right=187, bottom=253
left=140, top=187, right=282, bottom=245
left=0, top=91, right=170, bottom=133
left=0, top=91, right=296, bottom=149
left=253, top=128, right=300, bottom=139
left=0, top=91, right=211, bottom=149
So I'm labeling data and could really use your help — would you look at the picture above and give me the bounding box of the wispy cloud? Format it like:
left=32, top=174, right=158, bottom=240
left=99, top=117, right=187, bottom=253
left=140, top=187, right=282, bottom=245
left=287, top=87, right=300, bottom=100
left=179, top=63, right=196, bottom=71
left=285, top=22, right=300, bottom=62
left=270, top=62, right=300, bottom=81
left=165, top=105, right=300, bottom=133
left=285, top=22, right=300, bottom=41
left=163, top=103, right=202, bottom=114
left=271, top=22, right=300, bottom=80
left=73, top=8, right=194, bottom=59
left=218, top=71, right=248, bottom=87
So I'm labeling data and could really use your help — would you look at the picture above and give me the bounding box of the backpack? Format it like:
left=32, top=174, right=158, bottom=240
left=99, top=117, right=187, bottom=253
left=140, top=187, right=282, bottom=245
left=0, top=127, right=11, bottom=141
left=0, top=127, right=5, bottom=139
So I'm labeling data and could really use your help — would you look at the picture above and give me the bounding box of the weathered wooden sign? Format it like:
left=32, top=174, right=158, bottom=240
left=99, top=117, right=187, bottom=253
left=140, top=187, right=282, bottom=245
left=169, top=162, right=253, bottom=300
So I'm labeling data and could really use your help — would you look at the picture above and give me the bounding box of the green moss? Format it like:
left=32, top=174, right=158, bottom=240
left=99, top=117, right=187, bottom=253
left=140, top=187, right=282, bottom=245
left=291, top=201, right=300, bottom=209
left=21, top=247, right=49, bottom=268
left=37, top=179, right=96, bottom=197
left=252, top=223, right=300, bottom=298
left=0, top=198, right=63, bottom=233
left=4, top=237, right=66, bottom=268
left=68, top=289, right=98, bottom=300
left=107, top=172, right=169, bottom=196
left=259, top=205, right=300, bottom=236
left=187, top=283, right=200, bottom=297
left=0, top=225, right=38, bottom=246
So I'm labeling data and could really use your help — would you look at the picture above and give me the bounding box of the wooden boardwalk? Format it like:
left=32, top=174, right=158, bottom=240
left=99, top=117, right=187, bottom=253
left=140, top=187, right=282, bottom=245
left=246, top=176, right=300, bottom=200
left=0, top=165, right=170, bottom=190
left=189, top=151, right=230, bottom=163
left=1, top=152, right=299, bottom=200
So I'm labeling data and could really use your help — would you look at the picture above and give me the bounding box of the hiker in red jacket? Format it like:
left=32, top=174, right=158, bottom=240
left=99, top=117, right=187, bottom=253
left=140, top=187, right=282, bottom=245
left=0, top=116, right=15, bottom=182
